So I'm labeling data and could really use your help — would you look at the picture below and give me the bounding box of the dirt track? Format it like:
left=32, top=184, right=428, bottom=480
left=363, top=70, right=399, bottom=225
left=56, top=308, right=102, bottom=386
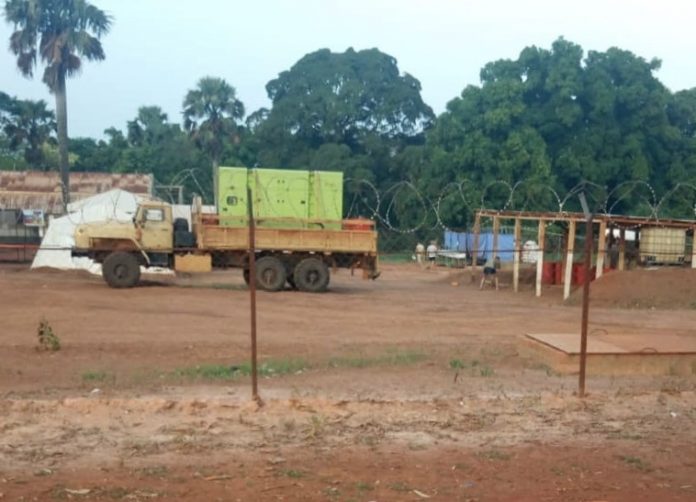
left=1, top=264, right=695, bottom=501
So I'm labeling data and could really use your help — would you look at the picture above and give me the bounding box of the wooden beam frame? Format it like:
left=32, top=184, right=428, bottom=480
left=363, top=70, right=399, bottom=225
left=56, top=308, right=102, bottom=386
left=596, top=220, right=607, bottom=279
left=536, top=219, right=545, bottom=297
left=618, top=228, right=626, bottom=271
left=564, top=220, right=575, bottom=300
left=513, top=218, right=521, bottom=293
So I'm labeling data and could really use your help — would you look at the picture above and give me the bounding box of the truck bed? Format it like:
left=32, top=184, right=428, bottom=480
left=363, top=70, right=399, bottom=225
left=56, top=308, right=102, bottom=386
left=195, top=220, right=378, bottom=255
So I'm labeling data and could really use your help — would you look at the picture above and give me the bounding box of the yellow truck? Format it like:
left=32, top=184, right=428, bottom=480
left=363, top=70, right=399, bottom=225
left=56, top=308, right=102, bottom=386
left=72, top=197, right=378, bottom=292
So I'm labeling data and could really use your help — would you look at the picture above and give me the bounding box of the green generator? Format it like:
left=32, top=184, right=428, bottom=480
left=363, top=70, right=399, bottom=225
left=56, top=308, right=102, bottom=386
left=217, top=167, right=343, bottom=230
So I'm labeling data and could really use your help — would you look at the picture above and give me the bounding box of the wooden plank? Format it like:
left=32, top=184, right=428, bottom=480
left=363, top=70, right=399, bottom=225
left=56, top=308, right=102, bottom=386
left=618, top=228, right=626, bottom=271
left=471, top=212, right=481, bottom=274
left=564, top=220, right=576, bottom=300
left=492, top=216, right=500, bottom=261
left=596, top=220, right=607, bottom=279
left=198, top=224, right=378, bottom=254
left=536, top=219, right=545, bottom=297
left=513, top=218, right=521, bottom=293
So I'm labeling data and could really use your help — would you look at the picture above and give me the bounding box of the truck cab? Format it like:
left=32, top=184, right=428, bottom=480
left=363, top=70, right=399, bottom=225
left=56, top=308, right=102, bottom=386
left=73, top=201, right=186, bottom=288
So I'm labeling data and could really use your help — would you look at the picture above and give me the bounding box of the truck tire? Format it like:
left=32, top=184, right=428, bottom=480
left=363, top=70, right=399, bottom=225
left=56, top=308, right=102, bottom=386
left=294, top=258, right=330, bottom=293
left=255, top=256, right=287, bottom=291
left=243, top=268, right=250, bottom=285
left=102, top=252, right=141, bottom=288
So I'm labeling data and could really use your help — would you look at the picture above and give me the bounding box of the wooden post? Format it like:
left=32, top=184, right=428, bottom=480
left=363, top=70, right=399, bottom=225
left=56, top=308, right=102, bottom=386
left=692, top=226, right=696, bottom=269
left=513, top=218, right=521, bottom=293
left=563, top=220, right=576, bottom=300
left=596, top=220, right=607, bottom=279
left=579, top=215, right=593, bottom=398
left=618, top=228, right=626, bottom=271
left=536, top=219, right=545, bottom=297
left=471, top=212, right=481, bottom=277
left=492, top=216, right=500, bottom=261
left=247, top=188, right=262, bottom=406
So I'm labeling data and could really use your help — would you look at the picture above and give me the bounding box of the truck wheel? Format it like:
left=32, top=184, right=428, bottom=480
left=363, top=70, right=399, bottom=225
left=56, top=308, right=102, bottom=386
left=255, top=256, right=287, bottom=291
left=243, top=268, right=250, bottom=285
left=294, top=258, right=329, bottom=293
left=102, top=252, right=141, bottom=288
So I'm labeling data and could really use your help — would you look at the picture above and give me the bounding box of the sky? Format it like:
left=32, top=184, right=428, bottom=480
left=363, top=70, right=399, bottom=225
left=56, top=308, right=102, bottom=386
left=1, top=0, right=696, bottom=138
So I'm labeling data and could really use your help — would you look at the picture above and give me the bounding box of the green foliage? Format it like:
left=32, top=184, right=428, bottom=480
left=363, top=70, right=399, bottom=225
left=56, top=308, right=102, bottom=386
left=328, top=350, right=427, bottom=368
left=3, top=37, right=696, bottom=222
left=421, top=37, right=696, bottom=224
left=36, top=318, right=60, bottom=351
left=183, top=76, right=246, bottom=202
left=172, top=359, right=307, bottom=380
left=252, top=47, right=434, bottom=186
left=0, top=92, right=55, bottom=168
left=4, top=0, right=112, bottom=206
left=82, top=370, right=112, bottom=383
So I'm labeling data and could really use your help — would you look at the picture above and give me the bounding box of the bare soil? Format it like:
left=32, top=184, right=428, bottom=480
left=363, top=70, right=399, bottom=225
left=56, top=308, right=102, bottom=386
left=1, top=263, right=695, bottom=501
left=568, top=267, right=696, bottom=310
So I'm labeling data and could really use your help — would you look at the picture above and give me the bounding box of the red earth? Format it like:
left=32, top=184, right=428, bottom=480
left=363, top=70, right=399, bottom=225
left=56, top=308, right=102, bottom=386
left=1, top=263, right=695, bottom=501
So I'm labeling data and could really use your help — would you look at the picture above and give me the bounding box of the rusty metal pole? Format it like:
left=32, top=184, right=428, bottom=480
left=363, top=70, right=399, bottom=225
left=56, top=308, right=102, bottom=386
left=247, top=188, right=261, bottom=405
left=578, top=215, right=593, bottom=398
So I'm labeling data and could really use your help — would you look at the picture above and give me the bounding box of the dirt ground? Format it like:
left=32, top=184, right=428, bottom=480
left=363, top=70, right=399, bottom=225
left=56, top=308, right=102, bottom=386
left=1, top=263, right=695, bottom=501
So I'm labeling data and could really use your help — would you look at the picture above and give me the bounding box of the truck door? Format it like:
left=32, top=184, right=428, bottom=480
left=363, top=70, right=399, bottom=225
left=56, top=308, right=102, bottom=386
left=138, top=206, right=173, bottom=251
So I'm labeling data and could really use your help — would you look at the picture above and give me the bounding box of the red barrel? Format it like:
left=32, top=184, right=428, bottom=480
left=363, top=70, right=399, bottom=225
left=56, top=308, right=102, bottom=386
left=573, top=264, right=597, bottom=285
left=572, top=263, right=584, bottom=285
left=542, top=262, right=556, bottom=285
left=554, top=261, right=564, bottom=285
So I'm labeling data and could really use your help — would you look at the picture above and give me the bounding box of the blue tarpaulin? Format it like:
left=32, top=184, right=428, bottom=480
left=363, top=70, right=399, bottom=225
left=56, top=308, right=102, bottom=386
left=443, top=231, right=515, bottom=262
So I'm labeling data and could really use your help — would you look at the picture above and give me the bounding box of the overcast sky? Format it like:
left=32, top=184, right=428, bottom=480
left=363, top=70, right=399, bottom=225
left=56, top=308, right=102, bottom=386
left=1, top=0, right=695, bottom=138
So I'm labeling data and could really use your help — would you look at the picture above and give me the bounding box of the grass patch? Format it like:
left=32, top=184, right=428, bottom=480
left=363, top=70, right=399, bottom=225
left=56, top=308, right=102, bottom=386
left=283, top=469, right=304, bottom=479
left=355, top=481, right=374, bottom=492
left=173, top=358, right=308, bottom=381
left=329, top=350, right=426, bottom=369
left=379, top=252, right=413, bottom=264
left=449, top=358, right=495, bottom=377
left=168, top=350, right=428, bottom=384
left=389, top=481, right=411, bottom=492
left=619, top=455, right=652, bottom=472
left=82, top=370, right=113, bottom=383
left=478, top=449, right=511, bottom=461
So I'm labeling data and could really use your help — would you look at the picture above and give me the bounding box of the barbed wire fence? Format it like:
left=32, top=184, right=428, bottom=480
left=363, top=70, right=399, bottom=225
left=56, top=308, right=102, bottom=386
left=338, top=178, right=696, bottom=263
left=2, top=174, right=695, bottom=269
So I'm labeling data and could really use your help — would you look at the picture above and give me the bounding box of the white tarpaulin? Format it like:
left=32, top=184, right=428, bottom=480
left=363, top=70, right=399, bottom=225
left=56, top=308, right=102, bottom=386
left=31, top=189, right=145, bottom=272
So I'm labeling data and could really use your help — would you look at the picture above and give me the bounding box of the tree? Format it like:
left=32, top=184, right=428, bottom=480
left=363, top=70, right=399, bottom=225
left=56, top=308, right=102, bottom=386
left=1, top=95, right=56, bottom=168
left=4, top=0, right=111, bottom=208
left=183, top=76, right=245, bottom=206
left=252, top=48, right=434, bottom=183
left=423, top=37, right=692, bottom=222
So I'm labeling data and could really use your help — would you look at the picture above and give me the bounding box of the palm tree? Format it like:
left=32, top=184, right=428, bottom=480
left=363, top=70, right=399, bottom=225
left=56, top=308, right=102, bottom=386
left=183, top=76, right=245, bottom=207
left=1, top=96, right=56, bottom=168
left=4, top=0, right=111, bottom=208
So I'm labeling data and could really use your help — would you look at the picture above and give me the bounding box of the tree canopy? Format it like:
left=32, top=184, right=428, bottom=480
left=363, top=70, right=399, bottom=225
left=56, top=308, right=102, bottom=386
left=2, top=38, right=696, bottom=219
left=252, top=48, right=434, bottom=184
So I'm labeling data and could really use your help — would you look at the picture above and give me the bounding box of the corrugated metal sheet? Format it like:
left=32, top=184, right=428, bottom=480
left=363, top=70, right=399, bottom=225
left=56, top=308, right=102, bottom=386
left=0, top=171, right=153, bottom=214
